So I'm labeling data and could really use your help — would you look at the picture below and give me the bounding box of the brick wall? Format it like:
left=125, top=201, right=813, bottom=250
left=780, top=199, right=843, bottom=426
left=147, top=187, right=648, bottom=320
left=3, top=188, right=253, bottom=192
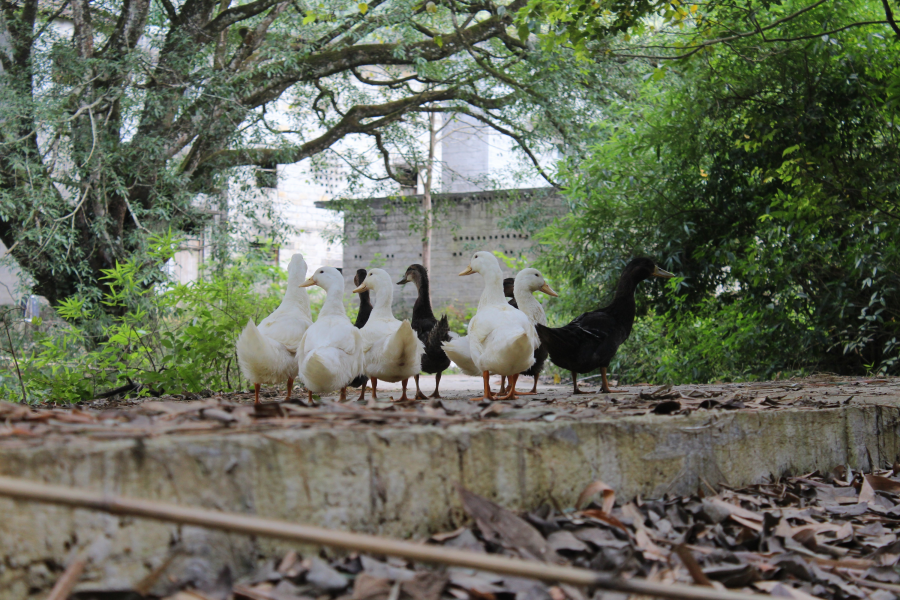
left=320, top=187, right=566, bottom=316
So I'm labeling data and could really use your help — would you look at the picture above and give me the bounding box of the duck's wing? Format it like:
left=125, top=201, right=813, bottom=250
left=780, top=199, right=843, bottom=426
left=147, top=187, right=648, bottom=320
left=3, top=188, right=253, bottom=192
left=421, top=315, right=452, bottom=374
left=536, top=310, right=614, bottom=372
left=411, top=314, right=438, bottom=344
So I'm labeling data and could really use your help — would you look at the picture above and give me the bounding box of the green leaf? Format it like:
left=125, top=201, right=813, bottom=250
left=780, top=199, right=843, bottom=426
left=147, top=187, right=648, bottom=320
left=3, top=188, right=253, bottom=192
left=358, top=3, right=367, bottom=14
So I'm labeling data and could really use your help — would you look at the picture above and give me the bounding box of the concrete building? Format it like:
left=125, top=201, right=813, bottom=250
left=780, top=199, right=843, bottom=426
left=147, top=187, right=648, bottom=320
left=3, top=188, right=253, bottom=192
left=323, top=188, right=566, bottom=315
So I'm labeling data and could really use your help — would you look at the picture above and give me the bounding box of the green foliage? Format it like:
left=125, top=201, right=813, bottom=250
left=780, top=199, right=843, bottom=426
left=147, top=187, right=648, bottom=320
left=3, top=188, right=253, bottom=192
left=540, top=0, right=900, bottom=381
left=0, top=239, right=289, bottom=403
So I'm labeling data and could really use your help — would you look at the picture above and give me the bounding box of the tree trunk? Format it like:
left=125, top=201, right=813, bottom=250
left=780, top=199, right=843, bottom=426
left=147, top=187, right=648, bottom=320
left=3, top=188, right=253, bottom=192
left=422, top=112, right=438, bottom=274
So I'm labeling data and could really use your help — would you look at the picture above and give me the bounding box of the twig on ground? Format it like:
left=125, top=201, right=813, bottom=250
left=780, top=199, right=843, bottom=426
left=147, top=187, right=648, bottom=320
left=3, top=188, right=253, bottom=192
left=0, top=475, right=767, bottom=600
left=45, top=559, right=86, bottom=600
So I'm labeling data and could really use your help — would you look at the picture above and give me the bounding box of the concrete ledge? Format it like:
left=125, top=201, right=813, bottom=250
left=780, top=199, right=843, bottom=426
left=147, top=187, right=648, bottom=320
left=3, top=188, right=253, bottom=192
left=1, top=404, right=899, bottom=598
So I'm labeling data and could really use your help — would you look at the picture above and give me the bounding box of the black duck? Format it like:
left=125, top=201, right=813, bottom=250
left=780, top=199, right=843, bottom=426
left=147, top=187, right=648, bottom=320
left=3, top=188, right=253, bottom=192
left=350, top=268, right=371, bottom=398
left=536, top=257, right=674, bottom=394
left=397, top=264, right=452, bottom=399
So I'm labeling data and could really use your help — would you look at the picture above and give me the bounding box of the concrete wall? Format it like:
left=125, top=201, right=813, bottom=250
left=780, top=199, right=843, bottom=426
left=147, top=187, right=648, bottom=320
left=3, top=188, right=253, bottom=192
left=325, top=188, right=566, bottom=315
left=275, top=163, right=344, bottom=272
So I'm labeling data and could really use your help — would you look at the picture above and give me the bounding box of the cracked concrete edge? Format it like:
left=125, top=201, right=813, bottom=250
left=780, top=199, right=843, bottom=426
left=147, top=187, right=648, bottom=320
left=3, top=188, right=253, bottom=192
left=0, top=405, right=897, bottom=598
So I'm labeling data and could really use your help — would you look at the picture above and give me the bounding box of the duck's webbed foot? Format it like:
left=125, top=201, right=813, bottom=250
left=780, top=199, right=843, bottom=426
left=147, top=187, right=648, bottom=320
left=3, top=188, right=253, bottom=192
left=370, top=377, right=378, bottom=400
left=356, top=380, right=367, bottom=402
left=470, top=371, right=496, bottom=402
left=571, top=372, right=589, bottom=395
left=394, top=378, right=411, bottom=402
left=429, top=373, right=443, bottom=399
left=497, top=374, right=525, bottom=400
left=600, top=367, right=625, bottom=393
left=498, top=376, right=508, bottom=396
left=284, top=378, right=294, bottom=402
left=414, top=374, right=427, bottom=400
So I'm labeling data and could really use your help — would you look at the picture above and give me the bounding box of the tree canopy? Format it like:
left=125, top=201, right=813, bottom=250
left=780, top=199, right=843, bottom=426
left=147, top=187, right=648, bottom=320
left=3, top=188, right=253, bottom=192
left=0, top=0, right=635, bottom=313
left=538, top=0, right=900, bottom=378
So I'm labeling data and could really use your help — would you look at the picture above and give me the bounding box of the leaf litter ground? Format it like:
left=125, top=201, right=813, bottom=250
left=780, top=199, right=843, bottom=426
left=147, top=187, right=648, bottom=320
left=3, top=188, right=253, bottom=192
left=8, top=375, right=900, bottom=600
left=1, top=375, right=897, bottom=445
left=74, top=465, right=900, bottom=600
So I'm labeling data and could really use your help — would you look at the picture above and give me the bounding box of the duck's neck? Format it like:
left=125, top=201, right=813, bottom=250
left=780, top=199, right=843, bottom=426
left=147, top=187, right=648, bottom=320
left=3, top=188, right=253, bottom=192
left=355, top=291, right=372, bottom=326
left=513, top=284, right=547, bottom=326
left=413, top=275, right=436, bottom=320
left=318, top=281, right=347, bottom=318
left=477, top=267, right=507, bottom=309
left=371, top=283, right=395, bottom=320
left=604, top=272, right=642, bottom=321
left=284, top=281, right=312, bottom=320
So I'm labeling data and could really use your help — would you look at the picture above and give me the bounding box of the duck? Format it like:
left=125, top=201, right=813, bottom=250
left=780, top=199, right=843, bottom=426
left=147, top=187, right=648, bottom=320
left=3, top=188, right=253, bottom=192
left=397, top=264, right=453, bottom=399
left=237, top=253, right=312, bottom=404
left=442, top=251, right=538, bottom=401
left=498, top=277, right=517, bottom=394
left=353, top=268, right=423, bottom=402
left=503, top=277, right=518, bottom=308
left=296, top=266, right=365, bottom=402
left=505, top=268, right=557, bottom=395
left=350, top=268, right=372, bottom=397
left=536, top=257, right=674, bottom=394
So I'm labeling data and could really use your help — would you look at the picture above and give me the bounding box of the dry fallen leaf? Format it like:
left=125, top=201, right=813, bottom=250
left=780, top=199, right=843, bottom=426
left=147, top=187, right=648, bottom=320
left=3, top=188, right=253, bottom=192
left=457, top=485, right=559, bottom=563
left=575, top=479, right=615, bottom=512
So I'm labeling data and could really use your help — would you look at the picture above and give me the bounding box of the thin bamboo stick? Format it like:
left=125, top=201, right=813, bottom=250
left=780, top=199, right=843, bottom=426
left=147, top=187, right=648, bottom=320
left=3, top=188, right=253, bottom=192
left=0, top=476, right=765, bottom=600
left=45, top=559, right=86, bottom=600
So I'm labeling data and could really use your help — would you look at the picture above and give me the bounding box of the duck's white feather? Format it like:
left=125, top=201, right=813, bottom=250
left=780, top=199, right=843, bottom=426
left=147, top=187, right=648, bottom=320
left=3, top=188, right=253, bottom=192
left=236, top=253, right=311, bottom=386
left=357, top=269, right=423, bottom=383
left=237, top=319, right=299, bottom=384
left=441, top=336, right=481, bottom=376
left=455, top=252, right=539, bottom=377
left=296, top=266, right=365, bottom=393
left=468, top=304, right=537, bottom=375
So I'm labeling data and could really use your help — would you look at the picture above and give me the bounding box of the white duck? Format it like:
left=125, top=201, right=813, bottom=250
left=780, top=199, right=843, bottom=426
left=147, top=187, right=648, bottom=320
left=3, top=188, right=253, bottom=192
left=503, top=268, right=558, bottom=396
left=352, top=268, right=423, bottom=402
left=442, top=251, right=539, bottom=401
left=237, top=253, right=312, bottom=404
left=296, top=266, right=365, bottom=402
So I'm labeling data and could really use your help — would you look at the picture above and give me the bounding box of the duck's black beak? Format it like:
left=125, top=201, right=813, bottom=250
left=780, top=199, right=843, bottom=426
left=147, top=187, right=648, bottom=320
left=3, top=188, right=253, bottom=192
left=652, top=266, right=675, bottom=278
left=396, top=275, right=409, bottom=285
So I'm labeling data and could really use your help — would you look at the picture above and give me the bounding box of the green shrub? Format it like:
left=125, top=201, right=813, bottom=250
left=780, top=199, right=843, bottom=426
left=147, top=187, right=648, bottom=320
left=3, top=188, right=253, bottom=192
left=0, top=234, right=294, bottom=403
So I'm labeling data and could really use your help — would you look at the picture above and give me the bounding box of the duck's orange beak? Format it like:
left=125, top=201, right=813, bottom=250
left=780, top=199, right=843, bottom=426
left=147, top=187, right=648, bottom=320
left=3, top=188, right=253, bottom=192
left=352, top=282, right=369, bottom=294
left=459, top=266, right=475, bottom=276
left=299, top=277, right=316, bottom=287
left=539, top=283, right=559, bottom=297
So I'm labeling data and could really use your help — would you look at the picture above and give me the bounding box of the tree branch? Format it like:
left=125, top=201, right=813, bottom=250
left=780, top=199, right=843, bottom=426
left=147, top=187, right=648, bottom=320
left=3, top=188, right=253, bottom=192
left=881, top=0, right=900, bottom=38
left=193, top=87, right=467, bottom=173
left=613, top=0, right=832, bottom=61
left=203, top=0, right=283, bottom=33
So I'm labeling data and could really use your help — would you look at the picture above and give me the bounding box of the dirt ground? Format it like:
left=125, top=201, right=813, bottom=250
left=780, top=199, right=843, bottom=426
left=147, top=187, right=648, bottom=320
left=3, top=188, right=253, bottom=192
left=1, top=375, right=898, bottom=445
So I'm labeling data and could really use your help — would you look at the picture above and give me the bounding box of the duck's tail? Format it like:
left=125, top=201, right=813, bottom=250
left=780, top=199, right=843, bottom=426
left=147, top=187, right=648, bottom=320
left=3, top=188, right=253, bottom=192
left=236, top=319, right=297, bottom=384
left=300, top=347, right=351, bottom=393
left=441, top=336, right=481, bottom=377
left=425, top=315, right=452, bottom=356
left=382, top=320, right=423, bottom=369
left=535, top=323, right=564, bottom=350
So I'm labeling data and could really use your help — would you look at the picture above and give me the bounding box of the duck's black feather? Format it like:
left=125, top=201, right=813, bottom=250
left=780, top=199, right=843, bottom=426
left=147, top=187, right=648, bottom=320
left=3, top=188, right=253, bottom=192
left=350, top=268, right=370, bottom=389
left=538, top=257, right=662, bottom=378
left=422, top=314, right=451, bottom=374
left=402, top=264, right=451, bottom=375
left=503, top=277, right=518, bottom=309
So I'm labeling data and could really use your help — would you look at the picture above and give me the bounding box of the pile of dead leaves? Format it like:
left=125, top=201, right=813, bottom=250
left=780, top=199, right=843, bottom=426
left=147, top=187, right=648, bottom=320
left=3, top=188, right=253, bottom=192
left=96, top=466, right=900, bottom=600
